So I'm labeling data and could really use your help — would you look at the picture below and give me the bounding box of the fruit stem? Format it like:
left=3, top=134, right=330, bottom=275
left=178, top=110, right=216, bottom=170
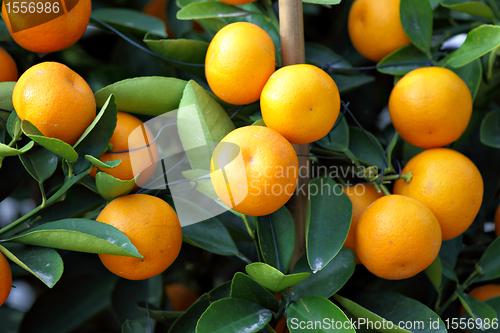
left=436, top=266, right=481, bottom=314
left=39, top=182, right=47, bottom=209
left=241, top=215, right=255, bottom=240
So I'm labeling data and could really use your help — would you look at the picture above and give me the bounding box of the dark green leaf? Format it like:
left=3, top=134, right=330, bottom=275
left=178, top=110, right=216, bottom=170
left=441, top=261, right=458, bottom=282
left=19, top=276, right=117, bottom=333
left=169, top=281, right=231, bottom=333
left=331, top=74, right=375, bottom=94
left=0, top=306, right=23, bottom=333
left=137, top=303, right=183, bottom=324
left=306, top=177, right=352, bottom=271
left=428, top=0, right=440, bottom=10
left=480, top=110, right=500, bottom=149
left=94, top=77, right=187, bottom=116
left=441, top=0, right=495, bottom=20
left=424, top=256, right=442, bottom=292
left=457, top=292, right=497, bottom=327
left=255, top=206, right=295, bottom=273
left=315, top=116, right=349, bottom=152
left=144, top=36, right=208, bottom=78
left=177, top=80, right=234, bottom=170
left=0, top=82, right=15, bottom=112
left=122, top=320, right=145, bottom=333
left=335, top=292, right=447, bottom=333
left=474, top=235, right=500, bottom=282
left=287, top=296, right=354, bottom=333
left=0, top=243, right=63, bottom=288
left=21, top=120, right=78, bottom=162
left=196, top=298, right=272, bottom=333
left=177, top=2, right=257, bottom=20
left=85, top=155, right=121, bottom=169
left=230, top=272, right=279, bottom=311
left=6, top=109, right=19, bottom=140
left=306, top=42, right=351, bottom=68
left=448, top=25, right=500, bottom=68
left=3, top=219, right=142, bottom=258
left=461, top=296, right=500, bottom=333
left=182, top=218, right=239, bottom=256
left=19, top=146, right=58, bottom=182
left=291, top=247, right=355, bottom=301
left=448, top=58, right=482, bottom=101
left=377, top=44, right=428, bottom=75
left=96, top=171, right=136, bottom=201
left=73, top=95, right=118, bottom=174
left=92, top=8, right=167, bottom=38
left=400, top=0, right=433, bottom=57
left=245, top=262, right=310, bottom=293
left=348, top=127, right=387, bottom=168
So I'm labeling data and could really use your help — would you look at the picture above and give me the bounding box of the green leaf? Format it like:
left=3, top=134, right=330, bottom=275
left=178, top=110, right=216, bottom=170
left=92, top=8, right=167, bottom=38
left=441, top=0, right=495, bottom=20
left=252, top=119, right=266, bottom=127
left=0, top=243, right=63, bottom=288
left=400, top=0, right=433, bottom=57
left=6, top=110, right=19, bottom=140
left=334, top=292, right=447, bottom=333
left=348, top=127, right=387, bottom=168
left=428, top=0, right=440, bottom=10
left=425, top=256, right=442, bottom=292
left=480, top=110, right=500, bottom=149
left=19, top=146, right=58, bottom=182
left=255, top=206, right=295, bottom=273
left=122, top=320, right=145, bottom=333
left=85, top=155, right=121, bottom=169
left=291, top=247, right=355, bottom=301
left=448, top=58, right=482, bottom=101
left=230, top=272, right=279, bottom=311
left=306, top=42, right=351, bottom=68
left=306, top=177, right=352, bottom=271
left=177, top=2, right=257, bottom=20
left=73, top=95, right=118, bottom=174
left=144, top=36, right=208, bottom=78
left=96, top=171, right=136, bottom=201
left=448, top=25, right=500, bottom=68
left=182, top=218, right=239, bottom=256
left=177, top=80, right=235, bottom=170
left=18, top=275, right=117, bottom=333
left=195, top=298, right=272, bottom=333
left=315, top=116, right=349, bottom=152
left=137, top=303, right=183, bottom=324
left=21, top=120, right=78, bottom=162
left=461, top=296, right=500, bottom=333
left=0, top=82, right=15, bottom=112
left=331, top=74, right=376, bottom=94
left=474, top=235, right=500, bottom=282
left=287, top=296, right=354, bottom=333
left=0, top=140, right=33, bottom=158
left=303, top=0, right=341, bottom=4
left=2, top=219, right=142, bottom=258
left=245, top=262, right=310, bottom=293
left=441, top=261, right=458, bottom=282
left=94, top=77, right=187, bottom=116
left=457, top=292, right=497, bottom=327
left=377, top=44, right=428, bottom=75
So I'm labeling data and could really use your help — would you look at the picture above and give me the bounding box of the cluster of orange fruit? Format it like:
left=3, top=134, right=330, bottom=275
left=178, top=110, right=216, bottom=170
left=0, top=0, right=183, bottom=307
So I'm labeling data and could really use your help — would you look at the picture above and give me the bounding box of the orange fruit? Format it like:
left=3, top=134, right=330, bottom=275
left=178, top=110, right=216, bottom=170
left=260, top=64, right=341, bottom=145
left=205, top=22, right=275, bottom=105
left=0, top=252, right=12, bottom=307
left=97, top=194, right=182, bottom=280
left=348, top=0, right=410, bottom=61
left=355, top=195, right=442, bottom=280
left=275, top=317, right=289, bottom=333
left=2, top=0, right=91, bottom=53
left=388, top=67, right=472, bottom=149
left=90, top=112, right=158, bottom=190
left=165, top=283, right=199, bottom=311
left=393, top=148, right=483, bottom=241
left=219, top=0, right=257, bottom=4
left=495, top=204, right=500, bottom=237
left=460, top=284, right=500, bottom=315
left=0, top=47, right=18, bottom=82
left=343, top=183, right=384, bottom=264
left=13, top=61, right=95, bottom=145
left=210, top=126, right=298, bottom=216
